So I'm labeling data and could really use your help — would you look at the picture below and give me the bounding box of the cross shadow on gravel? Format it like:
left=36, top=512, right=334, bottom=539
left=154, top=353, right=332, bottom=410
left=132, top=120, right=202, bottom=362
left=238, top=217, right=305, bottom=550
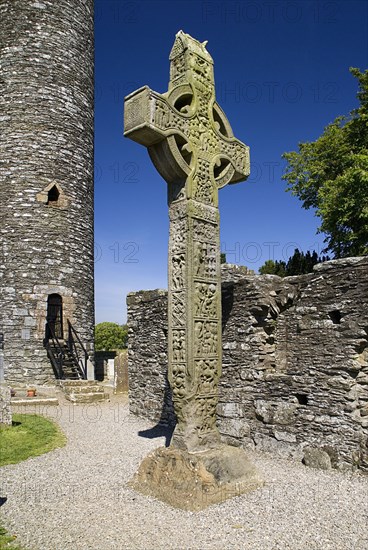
left=138, top=424, right=175, bottom=447
left=138, top=372, right=176, bottom=447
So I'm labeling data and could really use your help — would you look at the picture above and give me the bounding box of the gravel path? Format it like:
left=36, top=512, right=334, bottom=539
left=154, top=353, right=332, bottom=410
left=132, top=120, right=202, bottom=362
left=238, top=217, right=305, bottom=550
left=1, top=394, right=367, bottom=550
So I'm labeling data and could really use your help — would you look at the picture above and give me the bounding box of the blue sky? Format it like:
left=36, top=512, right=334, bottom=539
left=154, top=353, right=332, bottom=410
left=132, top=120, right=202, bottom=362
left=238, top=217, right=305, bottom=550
left=94, top=0, right=368, bottom=324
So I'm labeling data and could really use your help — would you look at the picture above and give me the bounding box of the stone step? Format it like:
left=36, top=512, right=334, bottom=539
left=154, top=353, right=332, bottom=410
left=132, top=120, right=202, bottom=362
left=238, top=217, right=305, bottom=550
left=62, top=385, right=104, bottom=394
left=59, top=380, right=92, bottom=386
left=58, top=380, right=109, bottom=403
left=11, top=396, right=59, bottom=407
left=64, top=392, right=109, bottom=404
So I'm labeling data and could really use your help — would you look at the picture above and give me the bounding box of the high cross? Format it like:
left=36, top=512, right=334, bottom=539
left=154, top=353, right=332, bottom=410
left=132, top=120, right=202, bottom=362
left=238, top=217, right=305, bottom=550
left=124, top=31, right=250, bottom=452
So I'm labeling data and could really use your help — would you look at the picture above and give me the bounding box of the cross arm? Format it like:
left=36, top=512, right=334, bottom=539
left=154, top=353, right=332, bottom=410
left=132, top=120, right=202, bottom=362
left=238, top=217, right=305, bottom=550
left=217, top=138, right=250, bottom=187
left=124, top=86, right=188, bottom=147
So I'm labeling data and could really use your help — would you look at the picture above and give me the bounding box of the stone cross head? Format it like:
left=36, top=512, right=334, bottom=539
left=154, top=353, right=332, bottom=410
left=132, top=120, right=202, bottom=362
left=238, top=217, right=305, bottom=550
left=124, top=30, right=250, bottom=206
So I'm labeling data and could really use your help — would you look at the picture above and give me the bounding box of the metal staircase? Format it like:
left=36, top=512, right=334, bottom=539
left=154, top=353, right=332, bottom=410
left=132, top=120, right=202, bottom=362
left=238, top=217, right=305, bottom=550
left=44, top=320, right=88, bottom=380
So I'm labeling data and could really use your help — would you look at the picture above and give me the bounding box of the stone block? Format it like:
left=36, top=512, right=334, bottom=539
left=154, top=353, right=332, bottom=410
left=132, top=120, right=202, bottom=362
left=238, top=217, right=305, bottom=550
left=273, top=430, right=297, bottom=443
left=302, top=446, right=332, bottom=470
left=217, top=402, right=244, bottom=418
left=255, top=400, right=297, bottom=425
left=274, top=402, right=298, bottom=425
left=253, top=433, right=303, bottom=461
left=219, top=418, right=250, bottom=439
left=0, top=384, right=12, bottom=425
left=114, top=350, right=128, bottom=393
left=13, top=308, right=28, bottom=316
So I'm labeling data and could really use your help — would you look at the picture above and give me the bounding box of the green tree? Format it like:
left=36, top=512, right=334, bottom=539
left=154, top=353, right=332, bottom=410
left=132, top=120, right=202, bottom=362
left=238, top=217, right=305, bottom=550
left=259, top=249, right=329, bottom=276
left=286, top=248, right=305, bottom=275
left=282, top=68, right=368, bottom=257
left=95, top=322, right=128, bottom=351
left=259, top=259, right=286, bottom=276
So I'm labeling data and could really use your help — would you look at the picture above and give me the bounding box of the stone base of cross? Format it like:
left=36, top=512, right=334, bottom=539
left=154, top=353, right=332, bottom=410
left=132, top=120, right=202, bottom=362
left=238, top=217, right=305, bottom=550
left=125, top=31, right=263, bottom=509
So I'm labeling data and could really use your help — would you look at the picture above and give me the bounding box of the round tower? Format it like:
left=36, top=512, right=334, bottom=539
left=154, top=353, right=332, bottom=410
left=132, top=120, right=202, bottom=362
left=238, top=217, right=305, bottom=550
left=0, top=0, right=95, bottom=385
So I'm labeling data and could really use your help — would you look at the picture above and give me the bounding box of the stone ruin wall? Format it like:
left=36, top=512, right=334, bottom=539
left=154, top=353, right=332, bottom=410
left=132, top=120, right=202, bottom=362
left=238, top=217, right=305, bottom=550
left=127, top=258, right=368, bottom=472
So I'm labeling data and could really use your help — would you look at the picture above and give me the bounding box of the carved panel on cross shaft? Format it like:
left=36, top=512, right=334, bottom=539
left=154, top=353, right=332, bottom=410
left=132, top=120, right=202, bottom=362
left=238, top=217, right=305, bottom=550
left=195, top=359, right=219, bottom=395
left=171, top=254, right=185, bottom=291
left=172, top=329, right=186, bottom=362
left=172, top=291, right=185, bottom=326
left=169, top=201, right=186, bottom=221
left=194, top=395, right=218, bottom=433
left=194, top=282, right=217, bottom=319
left=171, top=363, right=186, bottom=400
left=170, top=217, right=186, bottom=254
left=193, top=241, right=217, bottom=280
left=190, top=202, right=218, bottom=224
left=192, top=219, right=216, bottom=243
left=194, top=321, right=218, bottom=356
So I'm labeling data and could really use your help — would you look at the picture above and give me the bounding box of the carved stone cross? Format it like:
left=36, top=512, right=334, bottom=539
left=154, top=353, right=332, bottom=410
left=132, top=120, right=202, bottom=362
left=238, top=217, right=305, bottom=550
left=124, top=31, right=250, bottom=453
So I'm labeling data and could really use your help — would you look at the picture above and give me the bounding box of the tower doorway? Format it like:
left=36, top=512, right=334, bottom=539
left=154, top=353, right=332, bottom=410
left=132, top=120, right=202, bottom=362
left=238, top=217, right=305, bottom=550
left=46, top=294, right=63, bottom=339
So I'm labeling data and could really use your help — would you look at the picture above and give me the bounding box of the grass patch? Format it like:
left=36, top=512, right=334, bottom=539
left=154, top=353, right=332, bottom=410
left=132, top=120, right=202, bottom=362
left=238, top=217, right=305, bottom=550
left=0, top=523, right=26, bottom=549
left=0, top=414, right=66, bottom=467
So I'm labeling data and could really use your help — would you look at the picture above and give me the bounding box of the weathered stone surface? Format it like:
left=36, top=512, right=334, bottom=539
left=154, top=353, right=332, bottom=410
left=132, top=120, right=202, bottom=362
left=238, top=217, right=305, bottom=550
left=125, top=30, right=250, bottom=453
left=11, top=396, right=58, bottom=407
left=0, top=384, right=12, bottom=425
left=130, top=444, right=263, bottom=511
left=127, top=257, right=368, bottom=472
left=0, top=0, right=95, bottom=385
left=302, top=447, right=332, bottom=470
left=114, top=350, right=129, bottom=393
left=60, top=380, right=108, bottom=404
left=125, top=31, right=262, bottom=508
left=127, top=290, right=172, bottom=425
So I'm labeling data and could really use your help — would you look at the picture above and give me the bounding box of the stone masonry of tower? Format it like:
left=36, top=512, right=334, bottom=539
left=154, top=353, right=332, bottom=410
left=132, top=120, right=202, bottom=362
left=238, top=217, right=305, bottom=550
left=0, top=0, right=95, bottom=385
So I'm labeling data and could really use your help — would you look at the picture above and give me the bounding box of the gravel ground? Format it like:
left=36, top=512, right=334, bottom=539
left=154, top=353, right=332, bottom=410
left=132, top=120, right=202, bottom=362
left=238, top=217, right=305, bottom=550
left=1, top=393, right=367, bottom=550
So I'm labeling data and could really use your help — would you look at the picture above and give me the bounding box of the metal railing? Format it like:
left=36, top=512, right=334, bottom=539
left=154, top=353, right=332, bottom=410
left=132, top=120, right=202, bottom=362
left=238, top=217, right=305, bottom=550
left=44, top=322, right=66, bottom=379
left=67, top=320, right=88, bottom=380
left=44, top=321, right=87, bottom=380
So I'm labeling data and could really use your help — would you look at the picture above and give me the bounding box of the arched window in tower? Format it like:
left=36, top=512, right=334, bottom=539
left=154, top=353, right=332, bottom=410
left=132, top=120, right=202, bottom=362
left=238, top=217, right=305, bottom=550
left=46, top=294, right=63, bottom=340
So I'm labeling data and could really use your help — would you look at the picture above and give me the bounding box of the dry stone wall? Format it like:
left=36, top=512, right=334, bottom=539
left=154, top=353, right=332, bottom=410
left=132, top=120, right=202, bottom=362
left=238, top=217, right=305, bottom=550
left=127, top=290, right=174, bottom=426
left=0, top=0, right=94, bottom=384
left=127, top=258, right=368, bottom=472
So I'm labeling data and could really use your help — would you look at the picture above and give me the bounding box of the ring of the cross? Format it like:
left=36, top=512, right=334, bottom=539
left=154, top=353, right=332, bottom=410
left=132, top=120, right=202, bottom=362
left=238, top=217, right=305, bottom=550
left=211, top=102, right=234, bottom=139
left=168, top=84, right=196, bottom=117
left=148, top=133, right=194, bottom=185
left=211, top=155, right=235, bottom=188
